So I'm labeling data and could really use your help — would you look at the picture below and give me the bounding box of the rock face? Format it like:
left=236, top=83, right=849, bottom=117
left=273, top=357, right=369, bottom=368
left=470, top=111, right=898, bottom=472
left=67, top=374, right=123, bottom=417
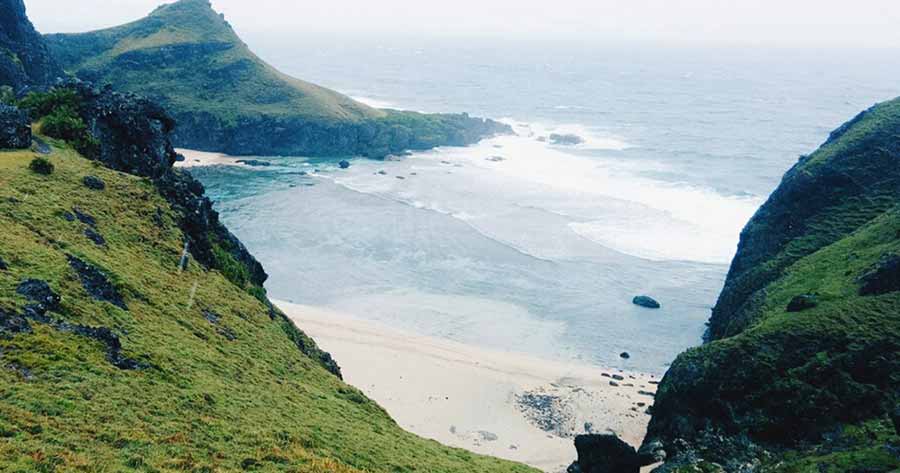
left=0, top=0, right=64, bottom=89
left=632, top=295, right=661, bottom=309
left=567, top=434, right=641, bottom=473
left=638, top=98, right=900, bottom=472
left=0, top=103, right=30, bottom=148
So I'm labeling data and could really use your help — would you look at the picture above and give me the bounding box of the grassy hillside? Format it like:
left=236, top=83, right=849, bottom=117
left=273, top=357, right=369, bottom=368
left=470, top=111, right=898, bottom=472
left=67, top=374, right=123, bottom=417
left=0, top=139, right=536, bottom=472
left=638, top=99, right=900, bottom=472
left=45, top=0, right=381, bottom=123
left=43, top=0, right=510, bottom=158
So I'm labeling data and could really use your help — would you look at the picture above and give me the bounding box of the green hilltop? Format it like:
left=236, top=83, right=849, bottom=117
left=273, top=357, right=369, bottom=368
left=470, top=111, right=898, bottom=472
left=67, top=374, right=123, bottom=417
left=46, top=0, right=381, bottom=122
left=44, top=0, right=510, bottom=158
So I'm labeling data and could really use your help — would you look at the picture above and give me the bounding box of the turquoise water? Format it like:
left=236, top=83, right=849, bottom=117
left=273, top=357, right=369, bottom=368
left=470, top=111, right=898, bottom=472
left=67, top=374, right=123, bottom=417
left=190, top=40, right=900, bottom=373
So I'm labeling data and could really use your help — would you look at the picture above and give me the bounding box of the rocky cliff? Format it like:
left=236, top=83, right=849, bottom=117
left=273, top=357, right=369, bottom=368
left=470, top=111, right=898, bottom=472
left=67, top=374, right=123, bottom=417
left=0, top=0, right=63, bottom=90
left=44, top=0, right=510, bottom=158
left=633, top=99, right=900, bottom=472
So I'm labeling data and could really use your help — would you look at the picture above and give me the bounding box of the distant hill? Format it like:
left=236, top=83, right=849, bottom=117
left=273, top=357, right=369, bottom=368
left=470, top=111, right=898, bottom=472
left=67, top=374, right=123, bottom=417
left=44, top=0, right=510, bottom=157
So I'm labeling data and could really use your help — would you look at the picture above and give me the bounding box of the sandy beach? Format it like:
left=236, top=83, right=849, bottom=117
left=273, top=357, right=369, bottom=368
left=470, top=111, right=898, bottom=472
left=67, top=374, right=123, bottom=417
left=174, top=148, right=245, bottom=167
left=276, top=300, right=658, bottom=473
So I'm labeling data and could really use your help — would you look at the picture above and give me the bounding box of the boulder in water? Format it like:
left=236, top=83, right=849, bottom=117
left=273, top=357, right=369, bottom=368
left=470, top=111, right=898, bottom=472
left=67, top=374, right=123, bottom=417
left=632, top=296, right=661, bottom=309
left=549, top=133, right=584, bottom=146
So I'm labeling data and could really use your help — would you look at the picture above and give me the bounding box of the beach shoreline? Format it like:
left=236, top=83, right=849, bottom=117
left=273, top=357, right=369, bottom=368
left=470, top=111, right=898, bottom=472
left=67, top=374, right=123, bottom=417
left=276, top=300, right=658, bottom=473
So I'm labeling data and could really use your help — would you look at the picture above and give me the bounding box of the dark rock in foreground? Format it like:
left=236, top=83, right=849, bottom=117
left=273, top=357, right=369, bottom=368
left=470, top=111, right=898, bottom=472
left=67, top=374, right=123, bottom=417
left=339, top=160, right=350, bottom=169
left=632, top=296, right=661, bottom=309
left=0, top=104, right=31, bottom=149
left=567, top=434, right=641, bottom=473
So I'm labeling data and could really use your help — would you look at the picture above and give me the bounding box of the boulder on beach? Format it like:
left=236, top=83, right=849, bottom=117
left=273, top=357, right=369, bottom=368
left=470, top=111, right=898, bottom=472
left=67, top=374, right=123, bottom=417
left=567, top=434, right=641, bottom=473
left=632, top=296, right=661, bottom=309
left=549, top=133, right=585, bottom=146
left=619, top=352, right=630, bottom=359
left=339, top=160, right=351, bottom=169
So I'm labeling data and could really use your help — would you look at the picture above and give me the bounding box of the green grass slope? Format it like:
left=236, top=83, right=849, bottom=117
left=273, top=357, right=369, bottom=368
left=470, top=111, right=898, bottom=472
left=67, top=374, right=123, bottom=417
left=639, top=99, right=900, bottom=473
left=0, top=141, right=536, bottom=472
left=45, top=0, right=381, bottom=123
left=43, top=0, right=510, bottom=158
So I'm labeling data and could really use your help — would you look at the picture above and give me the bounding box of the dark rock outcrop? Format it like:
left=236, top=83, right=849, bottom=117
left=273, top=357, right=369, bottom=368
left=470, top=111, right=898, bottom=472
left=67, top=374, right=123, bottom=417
left=858, top=254, right=900, bottom=296
left=16, top=278, right=60, bottom=320
left=567, top=434, right=641, bottom=473
left=632, top=295, right=661, bottom=309
left=0, top=0, right=64, bottom=90
left=0, top=255, right=7, bottom=270
left=0, top=103, right=30, bottom=148
left=82, top=175, right=105, bottom=190
left=785, top=294, right=817, bottom=312
left=67, top=255, right=127, bottom=310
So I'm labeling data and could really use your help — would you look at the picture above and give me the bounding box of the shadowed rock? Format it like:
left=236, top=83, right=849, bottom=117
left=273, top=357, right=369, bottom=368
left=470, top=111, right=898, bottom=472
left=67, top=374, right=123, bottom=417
left=66, top=255, right=127, bottom=310
left=0, top=104, right=31, bottom=149
left=567, top=434, right=641, bottom=473
left=859, top=254, right=900, bottom=296
left=786, top=294, right=817, bottom=312
left=82, top=175, right=105, bottom=190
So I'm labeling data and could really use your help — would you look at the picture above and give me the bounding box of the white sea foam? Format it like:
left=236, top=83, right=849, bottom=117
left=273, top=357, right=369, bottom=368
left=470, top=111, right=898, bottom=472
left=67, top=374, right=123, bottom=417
left=327, top=118, right=761, bottom=265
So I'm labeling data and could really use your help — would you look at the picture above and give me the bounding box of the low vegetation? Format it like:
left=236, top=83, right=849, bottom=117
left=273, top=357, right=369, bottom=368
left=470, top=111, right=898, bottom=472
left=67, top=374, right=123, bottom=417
left=0, top=139, right=537, bottom=472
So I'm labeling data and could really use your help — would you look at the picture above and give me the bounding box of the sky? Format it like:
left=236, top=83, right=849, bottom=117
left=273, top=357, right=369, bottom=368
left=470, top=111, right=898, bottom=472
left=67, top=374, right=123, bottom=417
left=25, top=0, right=900, bottom=49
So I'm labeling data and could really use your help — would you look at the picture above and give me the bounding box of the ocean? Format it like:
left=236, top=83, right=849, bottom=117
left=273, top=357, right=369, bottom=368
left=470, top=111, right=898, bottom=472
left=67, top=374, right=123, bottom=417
left=189, top=38, right=900, bottom=373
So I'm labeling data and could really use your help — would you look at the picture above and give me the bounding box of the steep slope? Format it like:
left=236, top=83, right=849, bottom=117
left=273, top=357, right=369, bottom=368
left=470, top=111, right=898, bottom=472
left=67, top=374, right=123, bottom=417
left=0, top=0, right=64, bottom=89
left=634, top=100, right=900, bottom=472
left=0, top=81, right=536, bottom=472
left=44, top=0, right=510, bottom=158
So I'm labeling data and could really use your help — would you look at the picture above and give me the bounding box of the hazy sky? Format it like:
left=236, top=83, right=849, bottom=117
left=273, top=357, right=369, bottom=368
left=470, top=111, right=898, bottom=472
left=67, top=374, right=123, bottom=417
left=26, top=0, right=900, bottom=48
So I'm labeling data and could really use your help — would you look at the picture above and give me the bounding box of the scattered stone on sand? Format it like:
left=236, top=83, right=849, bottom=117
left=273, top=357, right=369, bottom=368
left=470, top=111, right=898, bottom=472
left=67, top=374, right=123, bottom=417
left=82, top=175, right=106, bottom=190
left=478, top=431, right=499, bottom=442
left=396, top=176, right=406, bottom=180
left=609, top=381, right=619, bottom=387
left=619, top=352, right=630, bottom=359
left=612, top=374, right=625, bottom=381
left=637, top=390, right=656, bottom=397
left=486, top=155, right=505, bottom=162
left=632, top=295, right=661, bottom=309
left=377, top=170, right=388, bottom=175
